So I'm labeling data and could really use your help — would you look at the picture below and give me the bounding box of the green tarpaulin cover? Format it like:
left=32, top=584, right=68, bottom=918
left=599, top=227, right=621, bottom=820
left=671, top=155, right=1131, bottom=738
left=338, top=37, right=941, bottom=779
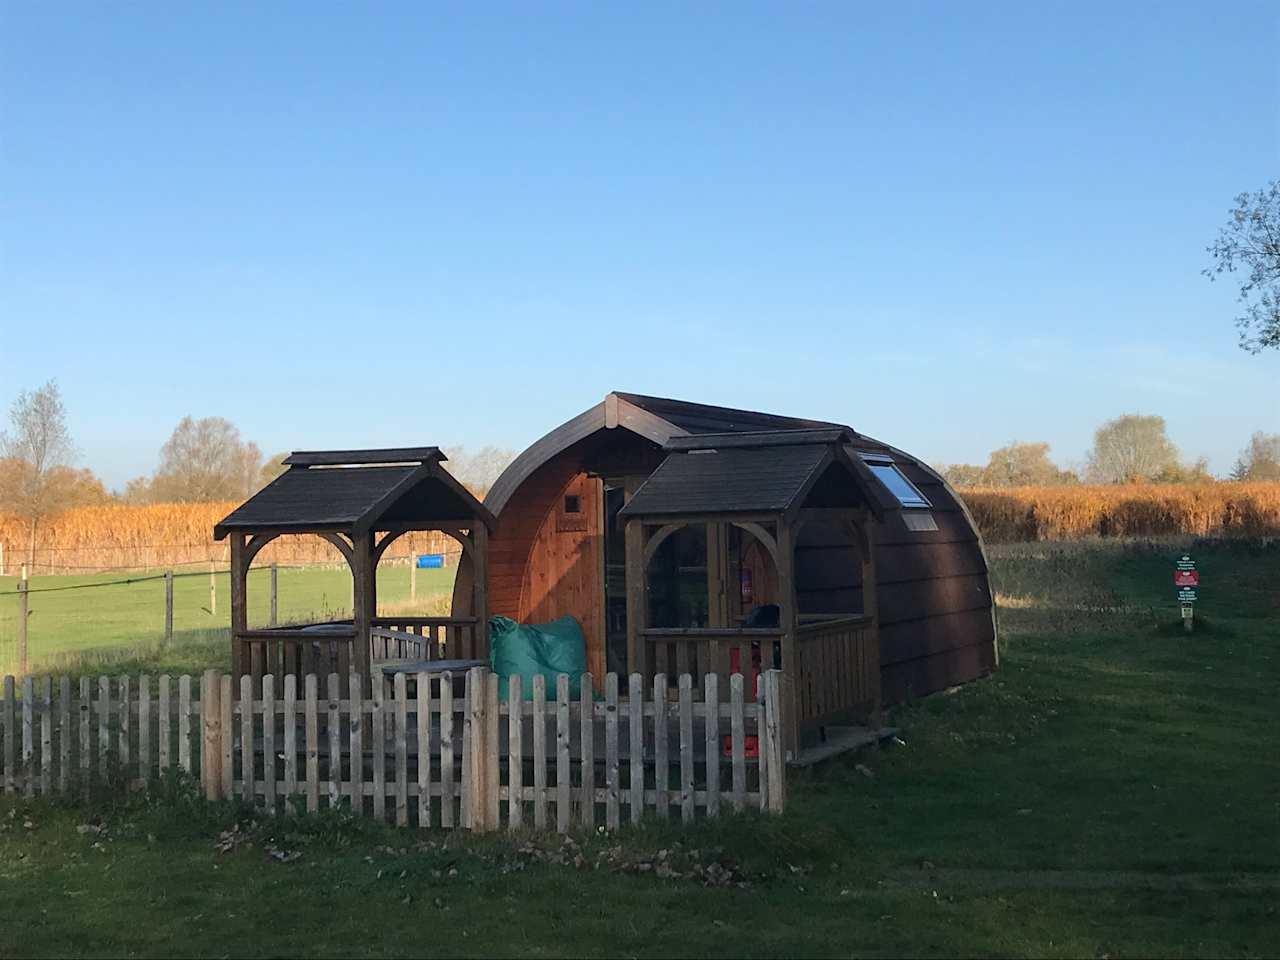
left=488, top=615, right=587, bottom=701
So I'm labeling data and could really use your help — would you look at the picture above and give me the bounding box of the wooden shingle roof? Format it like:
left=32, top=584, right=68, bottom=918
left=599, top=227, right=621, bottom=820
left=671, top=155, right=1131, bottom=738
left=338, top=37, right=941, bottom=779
left=614, top=392, right=847, bottom=437
left=213, top=448, right=494, bottom=539
left=619, top=430, right=896, bottom=520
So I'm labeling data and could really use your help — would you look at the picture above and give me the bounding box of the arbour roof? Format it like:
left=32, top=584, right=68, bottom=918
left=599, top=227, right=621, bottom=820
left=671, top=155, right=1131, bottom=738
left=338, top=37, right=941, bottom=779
left=618, top=429, right=898, bottom=519
left=213, top=447, right=494, bottom=539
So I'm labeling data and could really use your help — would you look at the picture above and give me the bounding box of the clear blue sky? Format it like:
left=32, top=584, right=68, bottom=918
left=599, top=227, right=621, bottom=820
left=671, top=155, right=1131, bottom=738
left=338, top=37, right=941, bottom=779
left=2, top=2, right=1276, bottom=489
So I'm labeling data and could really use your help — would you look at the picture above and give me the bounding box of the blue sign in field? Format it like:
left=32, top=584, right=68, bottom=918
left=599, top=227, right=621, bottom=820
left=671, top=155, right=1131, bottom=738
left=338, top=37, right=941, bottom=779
left=416, top=554, right=445, bottom=569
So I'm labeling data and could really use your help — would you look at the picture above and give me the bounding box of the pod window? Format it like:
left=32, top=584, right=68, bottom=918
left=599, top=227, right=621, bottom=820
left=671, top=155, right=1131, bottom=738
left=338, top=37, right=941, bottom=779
left=861, top=455, right=931, bottom=508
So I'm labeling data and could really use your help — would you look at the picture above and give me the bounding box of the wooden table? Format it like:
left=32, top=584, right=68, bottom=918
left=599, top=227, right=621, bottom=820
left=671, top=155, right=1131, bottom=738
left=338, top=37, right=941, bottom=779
left=377, top=658, right=487, bottom=698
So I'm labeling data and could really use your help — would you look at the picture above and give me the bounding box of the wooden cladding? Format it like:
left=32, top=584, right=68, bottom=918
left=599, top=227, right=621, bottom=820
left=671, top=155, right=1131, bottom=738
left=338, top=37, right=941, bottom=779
left=519, top=472, right=604, bottom=674
left=794, top=616, right=881, bottom=732
left=640, top=628, right=783, bottom=692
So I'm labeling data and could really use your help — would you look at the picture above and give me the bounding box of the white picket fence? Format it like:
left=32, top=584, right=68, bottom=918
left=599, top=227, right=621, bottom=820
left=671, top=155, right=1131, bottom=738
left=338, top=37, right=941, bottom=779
left=0, top=669, right=786, bottom=830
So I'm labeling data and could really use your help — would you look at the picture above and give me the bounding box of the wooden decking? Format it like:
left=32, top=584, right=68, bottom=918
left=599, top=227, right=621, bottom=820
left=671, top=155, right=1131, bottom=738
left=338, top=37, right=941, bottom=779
left=788, top=723, right=897, bottom=768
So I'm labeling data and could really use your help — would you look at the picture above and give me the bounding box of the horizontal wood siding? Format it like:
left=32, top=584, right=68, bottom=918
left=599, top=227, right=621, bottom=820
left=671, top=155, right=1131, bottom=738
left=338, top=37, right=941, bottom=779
left=519, top=473, right=605, bottom=677
left=478, top=431, right=665, bottom=682
left=880, top=641, right=995, bottom=703
left=478, top=402, right=995, bottom=709
left=795, top=464, right=994, bottom=703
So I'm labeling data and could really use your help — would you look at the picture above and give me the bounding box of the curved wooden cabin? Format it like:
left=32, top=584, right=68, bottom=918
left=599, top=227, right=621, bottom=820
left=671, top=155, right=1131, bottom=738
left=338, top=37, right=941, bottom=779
left=454, top=392, right=997, bottom=708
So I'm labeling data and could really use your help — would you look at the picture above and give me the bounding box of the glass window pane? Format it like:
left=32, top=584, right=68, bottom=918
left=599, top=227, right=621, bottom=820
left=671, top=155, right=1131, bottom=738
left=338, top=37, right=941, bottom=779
left=864, top=460, right=931, bottom=508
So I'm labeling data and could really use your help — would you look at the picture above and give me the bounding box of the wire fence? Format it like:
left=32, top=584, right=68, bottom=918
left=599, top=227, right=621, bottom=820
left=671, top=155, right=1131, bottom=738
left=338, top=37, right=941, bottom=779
left=0, top=555, right=461, bottom=680
left=0, top=530, right=464, bottom=576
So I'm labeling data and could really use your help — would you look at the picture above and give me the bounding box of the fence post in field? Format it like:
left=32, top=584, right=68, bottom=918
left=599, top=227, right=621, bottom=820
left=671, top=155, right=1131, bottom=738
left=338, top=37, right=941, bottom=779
left=465, top=667, right=494, bottom=832
left=209, top=561, right=217, bottom=617
left=269, top=564, right=278, bottom=627
left=201, top=670, right=223, bottom=801
left=761, top=670, right=786, bottom=813
left=410, top=555, right=416, bottom=602
left=17, top=576, right=28, bottom=677
left=164, top=571, right=174, bottom=646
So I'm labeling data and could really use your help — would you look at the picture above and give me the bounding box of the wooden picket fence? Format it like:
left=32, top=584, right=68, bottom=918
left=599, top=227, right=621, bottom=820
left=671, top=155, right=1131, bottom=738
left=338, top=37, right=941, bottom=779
left=0, top=669, right=785, bottom=830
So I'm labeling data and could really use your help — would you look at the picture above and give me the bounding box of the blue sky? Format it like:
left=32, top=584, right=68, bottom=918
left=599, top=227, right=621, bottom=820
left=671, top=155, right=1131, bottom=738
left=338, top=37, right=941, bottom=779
left=1, top=2, right=1276, bottom=488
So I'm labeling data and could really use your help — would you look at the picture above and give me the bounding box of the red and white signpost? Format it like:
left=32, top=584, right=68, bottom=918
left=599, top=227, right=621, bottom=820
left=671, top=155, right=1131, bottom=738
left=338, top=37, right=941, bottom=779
left=1175, top=555, right=1198, bottom=632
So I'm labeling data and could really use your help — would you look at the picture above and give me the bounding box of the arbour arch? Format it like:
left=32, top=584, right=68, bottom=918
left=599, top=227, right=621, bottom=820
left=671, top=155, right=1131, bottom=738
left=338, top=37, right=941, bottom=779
left=214, top=447, right=495, bottom=695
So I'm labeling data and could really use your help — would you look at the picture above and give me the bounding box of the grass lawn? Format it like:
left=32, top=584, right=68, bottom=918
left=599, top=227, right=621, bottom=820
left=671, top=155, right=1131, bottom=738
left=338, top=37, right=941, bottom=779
left=1, top=540, right=1277, bottom=957
left=0, top=563, right=456, bottom=677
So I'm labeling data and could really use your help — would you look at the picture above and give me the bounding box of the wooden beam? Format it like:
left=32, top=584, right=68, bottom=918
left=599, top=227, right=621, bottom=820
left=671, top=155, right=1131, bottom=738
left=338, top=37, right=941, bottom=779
left=859, top=511, right=881, bottom=728
left=244, top=532, right=279, bottom=569
left=706, top=521, right=728, bottom=629
left=624, top=517, right=646, bottom=678
left=641, top=522, right=688, bottom=569
left=283, top=447, right=445, bottom=466
left=634, top=511, right=782, bottom=526
left=229, top=533, right=249, bottom=687
left=730, top=520, right=779, bottom=567
left=471, top=522, right=489, bottom=657
left=775, top=520, right=800, bottom=759
left=319, top=532, right=355, bottom=567
left=351, top=531, right=375, bottom=691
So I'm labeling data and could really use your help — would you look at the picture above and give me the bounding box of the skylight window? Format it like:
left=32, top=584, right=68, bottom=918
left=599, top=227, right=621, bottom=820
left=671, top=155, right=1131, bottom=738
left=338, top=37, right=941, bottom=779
left=861, top=455, right=931, bottom=508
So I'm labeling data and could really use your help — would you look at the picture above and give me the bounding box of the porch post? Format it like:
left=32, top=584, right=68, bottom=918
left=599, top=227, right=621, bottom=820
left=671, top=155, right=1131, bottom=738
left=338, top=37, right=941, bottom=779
left=471, top=523, right=490, bottom=657
left=775, top=518, right=801, bottom=760
left=859, top=510, right=882, bottom=728
left=352, top=531, right=375, bottom=693
left=705, top=522, right=729, bottom=629
left=624, top=518, right=646, bottom=679
left=229, top=533, right=248, bottom=689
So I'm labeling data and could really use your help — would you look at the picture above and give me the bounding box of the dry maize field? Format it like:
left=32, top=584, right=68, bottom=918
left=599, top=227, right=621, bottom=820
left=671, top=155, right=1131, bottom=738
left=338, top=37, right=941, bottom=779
left=958, top=481, right=1280, bottom=542
left=1, top=482, right=1279, bottom=575
left=0, top=502, right=460, bottom=574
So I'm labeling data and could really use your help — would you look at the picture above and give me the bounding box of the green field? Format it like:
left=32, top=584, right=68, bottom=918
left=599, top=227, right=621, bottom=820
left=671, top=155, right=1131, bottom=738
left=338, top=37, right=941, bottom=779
left=0, top=563, right=456, bottom=677
left=1, top=540, right=1276, bottom=957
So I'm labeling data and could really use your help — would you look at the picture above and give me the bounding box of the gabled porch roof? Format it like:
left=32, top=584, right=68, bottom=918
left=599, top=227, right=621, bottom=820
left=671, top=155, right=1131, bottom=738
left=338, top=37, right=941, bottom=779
left=618, top=429, right=898, bottom=521
left=214, top=447, right=495, bottom=539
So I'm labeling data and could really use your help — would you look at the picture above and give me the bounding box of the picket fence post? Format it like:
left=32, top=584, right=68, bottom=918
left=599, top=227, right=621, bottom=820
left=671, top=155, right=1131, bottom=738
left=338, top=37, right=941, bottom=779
left=464, top=666, right=496, bottom=832
left=201, top=670, right=223, bottom=800
left=761, top=669, right=786, bottom=813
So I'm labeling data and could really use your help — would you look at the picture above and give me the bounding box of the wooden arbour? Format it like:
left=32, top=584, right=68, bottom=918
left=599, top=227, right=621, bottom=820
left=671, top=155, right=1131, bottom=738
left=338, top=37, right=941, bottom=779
left=619, top=432, right=890, bottom=756
left=214, top=448, right=495, bottom=695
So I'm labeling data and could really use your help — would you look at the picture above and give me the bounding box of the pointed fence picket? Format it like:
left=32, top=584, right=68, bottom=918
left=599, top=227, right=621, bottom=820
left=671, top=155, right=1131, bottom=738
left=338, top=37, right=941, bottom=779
left=0, top=668, right=785, bottom=830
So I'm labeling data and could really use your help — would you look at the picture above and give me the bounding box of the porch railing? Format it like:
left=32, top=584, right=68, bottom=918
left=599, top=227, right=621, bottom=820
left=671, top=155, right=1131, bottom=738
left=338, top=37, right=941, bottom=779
left=639, top=627, right=784, bottom=692
left=235, top=625, right=358, bottom=692
left=794, top=615, right=880, bottom=733
left=370, top=617, right=484, bottom=661
left=235, top=617, right=483, bottom=696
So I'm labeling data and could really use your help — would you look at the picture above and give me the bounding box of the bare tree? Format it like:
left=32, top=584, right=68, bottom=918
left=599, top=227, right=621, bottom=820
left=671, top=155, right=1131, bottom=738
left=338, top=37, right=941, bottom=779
left=1232, top=432, right=1280, bottom=481
left=1205, top=181, right=1280, bottom=352
left=983, top=441, right=1075, bottom=486
left=0, top=380, right=78, bottom=565
left=1085, top=415, right=1181, bottom=483
left=442, top=445, right=517, bottom=497
left=939, top=442, right=1076, bottom=487
left=937, top=462, right=987, bottom=487
left=258, top=451, right=291, bottom=489
left=148, top=416, right=263, bottom=502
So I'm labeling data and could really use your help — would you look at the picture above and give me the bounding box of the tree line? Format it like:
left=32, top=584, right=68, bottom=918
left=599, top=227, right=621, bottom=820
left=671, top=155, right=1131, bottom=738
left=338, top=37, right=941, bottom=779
left=0, top=381, right=514, bottom=566
left=937, top=414, right=1279, bottom=488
